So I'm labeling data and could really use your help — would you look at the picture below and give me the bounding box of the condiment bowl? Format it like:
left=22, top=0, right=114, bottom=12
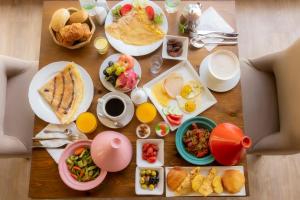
left=58, top=140, right=107, bottom=191
left=162, top=35, right=189, bottom=61
left=175, top=116, right=216, bottom=165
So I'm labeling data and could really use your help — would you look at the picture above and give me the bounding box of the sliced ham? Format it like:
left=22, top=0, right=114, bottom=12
left=163, top=73, right=184, bottom=99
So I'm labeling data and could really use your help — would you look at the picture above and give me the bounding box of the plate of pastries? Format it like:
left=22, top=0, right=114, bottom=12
left=165, top=166, right=246, bottom=197
left=49, top=7, right=95, bottom=49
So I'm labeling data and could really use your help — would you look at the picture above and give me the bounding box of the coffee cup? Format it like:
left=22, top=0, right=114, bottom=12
left=207, top=50, right=240, bottom=82
left=98, top=94, right=127, bottom=121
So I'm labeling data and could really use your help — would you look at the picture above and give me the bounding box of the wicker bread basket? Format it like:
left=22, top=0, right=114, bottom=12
left=49, top=7, right=95, bottom=49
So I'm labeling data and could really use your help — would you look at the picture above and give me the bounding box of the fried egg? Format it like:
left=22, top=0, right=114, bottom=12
left=176, top=96, right=197, bottom=113
left=180, top=80, right=203, bottom=99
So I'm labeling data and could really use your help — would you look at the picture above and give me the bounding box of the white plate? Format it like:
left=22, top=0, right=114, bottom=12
left=143, top=60, right=217, bottom=131
left=199, top=55, right=241, bottom=92
left=165, top=166, right=246, bottom=197
left=104, top=0, right=168, bottom=56
left=136, top=139, right=164, bottom=167
left=96, top=92, right=134, bottom=129
left=99, top=53, right=142, bottom=93
left=28, top=61, right=94, bottom=124
left=162, top=35, right=189, bottom=61
left=135, top=166, right=164, bottom=195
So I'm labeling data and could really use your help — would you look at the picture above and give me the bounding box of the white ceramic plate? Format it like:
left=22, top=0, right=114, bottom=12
left=135, top=166, right=164, bottom=195
left=143, top=60, right=217, bottom=131
left=28, top=61, right=94, bottom=124
left=165, top=166, right=246, bottom=197
left=104, top=0, right=168, bottom=56
left=99, top=53, right=142, bottom=93
left=136, top=139, right=164, bottom=167
left=96, top=92, right=134, bottom=129
left=162, top=35, right=189, bottom=61
left=199, top=55, right=241, bottom=92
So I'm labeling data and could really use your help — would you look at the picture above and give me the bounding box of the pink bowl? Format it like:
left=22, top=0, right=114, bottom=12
left=58, top=140, right=107, bottom=191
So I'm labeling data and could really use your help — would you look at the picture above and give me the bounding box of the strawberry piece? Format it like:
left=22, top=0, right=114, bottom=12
left=152, top=144, right=159, bottom=151
left=146, top=147, right=154, bottom=155
left=145, top=6, right=155, bottom=20
left=147, top=156, right=156, bottom=163
left=120, top=4, right=133, bottom=16
left=142, top=143, right=150, bottom=152
left=142, top=154, right=148, bottom=160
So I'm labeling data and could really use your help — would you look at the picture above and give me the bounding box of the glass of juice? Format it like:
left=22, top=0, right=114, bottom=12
left=94, top=36, right=109, bottom=55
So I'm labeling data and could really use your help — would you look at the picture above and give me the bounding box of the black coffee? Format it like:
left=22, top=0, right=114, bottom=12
left=105, top=98, right=125, bottom=117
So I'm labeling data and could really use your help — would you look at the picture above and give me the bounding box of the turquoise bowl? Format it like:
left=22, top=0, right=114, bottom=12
left=175, top=116, right=216, bottom=165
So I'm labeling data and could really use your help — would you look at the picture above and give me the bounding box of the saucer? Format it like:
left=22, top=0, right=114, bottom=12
left=96, top=92, right=134, bottom=129
left=199, top=55, right=240, bottom=92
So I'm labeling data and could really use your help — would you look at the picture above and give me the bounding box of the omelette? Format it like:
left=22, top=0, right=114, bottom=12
left=106, top=7, right=165, bottom=45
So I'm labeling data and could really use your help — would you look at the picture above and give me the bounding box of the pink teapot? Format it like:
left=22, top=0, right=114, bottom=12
left=91, top=131, right=132, bottom=172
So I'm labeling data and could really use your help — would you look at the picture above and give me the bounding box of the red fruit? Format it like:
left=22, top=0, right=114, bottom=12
left=152, top=144, right=159, bottom=151
left=167, top=115, right=181, bottom=125
left=146, top=147, right=154, bottom=155
left=120, top=4, right=133, bottom=16
left=168, top=114, right=182, bottom=121
left=143, top=143, right=150, bottom=152
left=145, top=6, right=155, bottom=20
left=153, top=151, right=157, bottom=156
left=147, top=156, right=156, bottom=163
left=160, top=124, right=166, bottom=134
left=142, top=154, right=148, bottom=160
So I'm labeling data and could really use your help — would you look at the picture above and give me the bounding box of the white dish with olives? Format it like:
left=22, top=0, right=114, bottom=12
left=135, top=167, right=164, bottom=195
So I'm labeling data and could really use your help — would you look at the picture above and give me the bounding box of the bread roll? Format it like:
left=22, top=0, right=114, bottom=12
left=222, top=170, right=245, bottom=194
left=69, top=10, right=89, bottom=24
left=50, top=8, right=70, bottom=32
left=79, top=23, right=91, bottom=42
left=167, top=167, right=188, bottom=191
left=59, top=23, right=84, bottom=46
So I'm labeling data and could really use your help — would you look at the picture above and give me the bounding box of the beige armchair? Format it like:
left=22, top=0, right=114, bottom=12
left=0, top=55, right=37, bottom=156
left=240, top=39, right=300, bottom=154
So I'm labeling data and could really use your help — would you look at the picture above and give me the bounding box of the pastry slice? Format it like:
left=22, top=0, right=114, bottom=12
left=39, top=63, right=84, bottom=124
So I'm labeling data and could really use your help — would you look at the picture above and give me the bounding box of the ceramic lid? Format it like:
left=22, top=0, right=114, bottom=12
left=91, top=131, right=133, bottom=172
left=209, top=123, right=252, bottom=166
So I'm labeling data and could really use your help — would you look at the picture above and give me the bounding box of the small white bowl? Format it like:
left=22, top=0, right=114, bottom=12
left=136, top=124, right=151, bottom=139
left=135, top=166, right=164, bottom=195
left=162, top=35, right=189, bottom=61
left=136, top=139, right=164, bottom=167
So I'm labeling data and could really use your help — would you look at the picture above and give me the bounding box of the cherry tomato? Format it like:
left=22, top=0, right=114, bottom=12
left=120, top=4, right=133, bottom=16
left=167, top=115, right=181, bottom=125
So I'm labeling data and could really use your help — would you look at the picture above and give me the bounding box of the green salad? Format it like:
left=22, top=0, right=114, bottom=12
left=66, top=147, right=100, bottom=182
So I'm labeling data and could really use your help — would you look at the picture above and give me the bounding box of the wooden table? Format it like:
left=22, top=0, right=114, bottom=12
left=29, top=0, right=248, bottom=198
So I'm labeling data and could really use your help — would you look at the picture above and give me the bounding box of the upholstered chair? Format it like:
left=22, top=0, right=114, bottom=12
left=240, top=39, right=300, bottom=154
left=0, top=55, right=37, bottom=156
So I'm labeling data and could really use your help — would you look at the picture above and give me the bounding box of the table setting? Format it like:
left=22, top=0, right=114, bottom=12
left=29, top=0, right=250, bottom=198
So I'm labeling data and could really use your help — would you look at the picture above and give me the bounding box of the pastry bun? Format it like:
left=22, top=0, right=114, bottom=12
left=50, top=8, right=70, bottom=32
left=167, top=167, right=188, bottom=191
left=69, top=10, right=89, bottom=24
left=222, top=170, right=245, bottom=194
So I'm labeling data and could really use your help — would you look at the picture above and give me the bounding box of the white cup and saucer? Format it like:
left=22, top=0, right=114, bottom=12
left=199, top=49, right=240, bottom=92
left=97, top=91, right=134, bottom=129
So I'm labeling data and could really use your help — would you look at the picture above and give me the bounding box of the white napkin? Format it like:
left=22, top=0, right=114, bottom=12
left=35, top=123, right=87, bottom=163
left=197, top=7, right=234, bottom=51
